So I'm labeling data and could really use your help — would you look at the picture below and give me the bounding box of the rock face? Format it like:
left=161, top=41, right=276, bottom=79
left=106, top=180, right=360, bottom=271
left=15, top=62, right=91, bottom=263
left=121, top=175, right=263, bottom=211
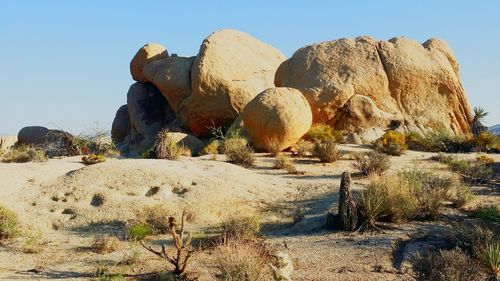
left=130, top=43, right=169, bottom=82
left=177, top=29, right=286, bottom=136
left=275, top=36, right=472, bottom=136
left=111, top=105, right=130, bottom=144
left=143, top=56, right=194, bottom=112
left=121, top=83, right=176, bottom=156
left=241, top=87, right=312, bottom=151
left=17, top=126, right=50, bottom=145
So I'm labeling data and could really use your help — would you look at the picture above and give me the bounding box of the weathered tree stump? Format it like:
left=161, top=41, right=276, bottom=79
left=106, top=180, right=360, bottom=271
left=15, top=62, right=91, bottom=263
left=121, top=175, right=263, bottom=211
left=338, top=171, right=358, bottom=231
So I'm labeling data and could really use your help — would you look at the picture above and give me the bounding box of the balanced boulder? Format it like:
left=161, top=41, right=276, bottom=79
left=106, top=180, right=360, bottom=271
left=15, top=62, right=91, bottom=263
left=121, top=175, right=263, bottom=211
left=143, top=56, right=194, bottom=112
left=130, top=43, right=169, bottom=82
left=275, top=36, right=472, bottom=136
left=241, top=87, right=312, bottom=152
left=177, top=29, right=286, bottom=136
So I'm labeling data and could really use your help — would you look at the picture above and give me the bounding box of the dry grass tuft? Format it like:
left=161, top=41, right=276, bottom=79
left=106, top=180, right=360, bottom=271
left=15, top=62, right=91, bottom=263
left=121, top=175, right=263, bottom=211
left=1, top=145, right=47, bottom=163
left=274, top=153, right=298, bottom=174
left=155, top=129, right=185, bottom=160
left=313, top=139, right=341, bottom=163
left=91, top=234, right=120, bottom=253
left=291, top=139, right=314, bottom=157
left=0, top=204, right=19, bottom=240
left=223, top=137, right=255, bottom=168
left=135, top=205, right=171, bottom=235
left=351, top=151, right=390, bottom=176
left=82, top=154, right=106, bottom=165
left=222, top=212, right=261, bottom=241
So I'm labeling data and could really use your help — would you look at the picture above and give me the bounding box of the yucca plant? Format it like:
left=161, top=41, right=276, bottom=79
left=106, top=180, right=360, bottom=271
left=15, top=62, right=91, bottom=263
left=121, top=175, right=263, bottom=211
left=484, top=243, right=500, bottom=278
left=358, top=187, right=386, bottom=229
left=155, top=129, right=185, bottom=160
left=471, top=107, right=489, bottom=136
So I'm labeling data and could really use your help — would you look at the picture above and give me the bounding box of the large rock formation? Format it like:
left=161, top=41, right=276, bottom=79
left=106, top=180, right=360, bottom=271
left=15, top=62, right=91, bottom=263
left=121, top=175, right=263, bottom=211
left=275, top=36, right=472, bottom=137
left=177, top=29, right=286, bottom=136
left=111, top=105, right=130, bottom=144
left=241, top=87, right=312, bottom=151
left=18, top=126, right=50, bottom=145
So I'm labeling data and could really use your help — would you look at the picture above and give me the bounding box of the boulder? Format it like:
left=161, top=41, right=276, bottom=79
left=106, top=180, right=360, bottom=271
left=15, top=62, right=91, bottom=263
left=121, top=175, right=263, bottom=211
left=177, top=29, right=286, bottom=136
left=241, top=87, right=312, bottom=152
left=125, top=83, right=175, bottom=156
left=275, top=36, right=472, bottom=136
left=111, top=105, right=130, bottom=144
left=143, top=56, right=195, bottom=112
left=17, top=126, right=50, bottom=145
left=164, top=132, right=204, bottom=156
left=130, top=43, right=169, bottom=82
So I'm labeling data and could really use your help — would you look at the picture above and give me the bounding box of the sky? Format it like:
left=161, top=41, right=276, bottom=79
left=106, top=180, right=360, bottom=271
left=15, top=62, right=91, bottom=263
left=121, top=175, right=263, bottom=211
left=0, top=0, right=499, bottom=135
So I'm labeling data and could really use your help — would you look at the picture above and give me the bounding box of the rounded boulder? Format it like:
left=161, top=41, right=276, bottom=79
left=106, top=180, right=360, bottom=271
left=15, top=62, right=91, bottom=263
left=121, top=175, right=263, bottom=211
left=130, top=43, right=169, bottom=82
left=241, top=87, right=312, bottom=152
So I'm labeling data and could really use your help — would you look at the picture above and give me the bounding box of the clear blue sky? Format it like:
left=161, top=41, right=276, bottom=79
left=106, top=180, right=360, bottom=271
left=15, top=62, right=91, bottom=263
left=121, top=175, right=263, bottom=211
left=1, top=0, right=499, bottom=135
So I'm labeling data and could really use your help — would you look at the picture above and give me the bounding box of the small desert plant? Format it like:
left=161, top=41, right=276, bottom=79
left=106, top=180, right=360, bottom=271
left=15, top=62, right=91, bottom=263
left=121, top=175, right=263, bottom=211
left=473, top=205, right=500, bottom=222
left=291, top=208, right=306, bottom=224
left=357, top=185, right=387, bottom=229
left=410, top=248, right=485, bottom=281
left=0, top=205, right=19, bottom=240
left=222, top=212, right=261, bottom=241
left=476, top=154, right=495, bottom=165
left=135, top=205, right=171, bottom=235
left=127, top=224, right=151, bottom=241
left=94, top=264, right=124, bottom=281
left=303, top=124, right=342, bottom=143
left=433, top=154, right=495, bottom=184
left=91, top=234, right=120, bottom=253
left=140, top=211, right=195, bottom=276
left=263, top=137, right=283, bottom=156
left=471, top=131, right=499, bottom=152
left=269, top=251, right=293, bottom=281
left=291, top=139, right=314, bottom=157
left=351, top=151, right=390, bottom=176
left=451, top=184, right=474, bottom=207
left=406, top=131, right=471, bottom=153
left=223, top=137, right=255, bottom=167
left=274, top=153, right=297, bottom=174
left=451, top=222, right=497, bottom=260
left=201, top=140, right=220, bottom=160
left=1, top=145, right=47, bottom=163
left=374, top=130, right=408, bottom=156
left=21, top=227, right=44, bottom=254
left=82, top=154, right=106, bottom=165
left=214, top=240, right=271, bottom=281
left=155, top=129, right=185, bottom=160
left=484, top=243, right=500, bottom=277
left=313, top=139, right=341, bottom=163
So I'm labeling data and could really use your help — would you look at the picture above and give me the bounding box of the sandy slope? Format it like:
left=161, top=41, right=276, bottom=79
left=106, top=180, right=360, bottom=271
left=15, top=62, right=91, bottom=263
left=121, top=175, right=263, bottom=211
left=0, top=145, right=498, bottom=280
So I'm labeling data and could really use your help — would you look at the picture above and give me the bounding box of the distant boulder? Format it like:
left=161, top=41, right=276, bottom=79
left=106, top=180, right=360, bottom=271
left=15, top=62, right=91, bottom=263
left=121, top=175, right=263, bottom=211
left=241, top=87, right=312, bottom=152
left=17, top=126, right=50, bottom=145
left=17, top=126, right=77, bottom=156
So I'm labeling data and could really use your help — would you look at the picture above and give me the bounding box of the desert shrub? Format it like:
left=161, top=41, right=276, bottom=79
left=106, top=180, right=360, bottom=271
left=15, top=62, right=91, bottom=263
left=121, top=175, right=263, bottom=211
left=82, top=154, right=106, bottom=165
left=473, top=205, right=500, bottom=222
left=274, top=153, right=297, bottom=174
left=223, top=137, right=255, bottom=167
left=91, top=234, right=120, bottom=253
left=432, top=154, right=494, bottom=184
left=303, top=124, right=342, bottom=143
left=200, top=140, right=220, bottom=159
left=1, top=145, right=47, bottom=163
left=484, top=243, right=500, bottom=277
left=0, top=205, right=19, bottom=240
left=476, top=154, right=495, bottom=165
left=155, top=129, right=185, bottom=160
left=451, top=223, right=498, bottom=260
left=431, top=152, right=456, bottom=164
left=291, top=208, right=306, bottom=224
left=214, top=241, right=270, bottom=281
left=21, top=227, right=44, bottom=254
left=135, top=205, right=171, bottom=235
left=470, top=131, right=499, bottom=152
left=400, top=170, right=461, bottom=218
left=357, top=175, right=417, bottom=224
left=410, top=248, right=484, bottom=281
left=451, top=184, right=474, bottom=207
left=405, top=131, right=472, bottom=153
left=292, top=139, right=314, bottom=157
left=94, top=264, right=124, bottom=281
left=222, top=212, right=261, bottom=241
left=351, top=151, right=390, bottom=176
left=127, top=224, right=151, bottom=241
left=374, top=130, right=407, bottom=156
left=262, top=137, right=283, bottom=156
left=313, top=139, right=341, bottom=163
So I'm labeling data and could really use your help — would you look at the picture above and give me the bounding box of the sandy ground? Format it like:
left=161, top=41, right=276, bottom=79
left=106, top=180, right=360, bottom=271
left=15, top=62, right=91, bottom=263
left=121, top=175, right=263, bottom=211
left=0, top=144, right=498, bottom=280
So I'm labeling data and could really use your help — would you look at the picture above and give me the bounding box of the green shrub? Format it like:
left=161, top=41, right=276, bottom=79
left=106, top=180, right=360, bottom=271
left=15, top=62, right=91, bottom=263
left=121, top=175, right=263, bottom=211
left=0, top=205, right=19, bottom=240
left=374, top=130, right=408, bottom=156
left=351, top=151, right=390, bottom=176
left=432, top=154, right=494, bottom=184
left=127, top=224, right=151, bottom=240
left=473, top=205, right=500, bottom=222
left=484, top=243, right=500, bottom=277
left=405, top=131, right=472, bottom=153
left=410, top=248, right=484, bottom=281
left=200, top=140, right=220, bottom=159
left=303, top=124, right=342, bottom=143
left=223, top=137, right=255, bottom=168
left=155, top=129, right=185, bottom=160
left=313, top=139, right=341, bottom=163
left=470, top=131, right=499, bottom=152
left=1, top=145, right=47, bottom=163
left=222, top=212, right=261, bottom=241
